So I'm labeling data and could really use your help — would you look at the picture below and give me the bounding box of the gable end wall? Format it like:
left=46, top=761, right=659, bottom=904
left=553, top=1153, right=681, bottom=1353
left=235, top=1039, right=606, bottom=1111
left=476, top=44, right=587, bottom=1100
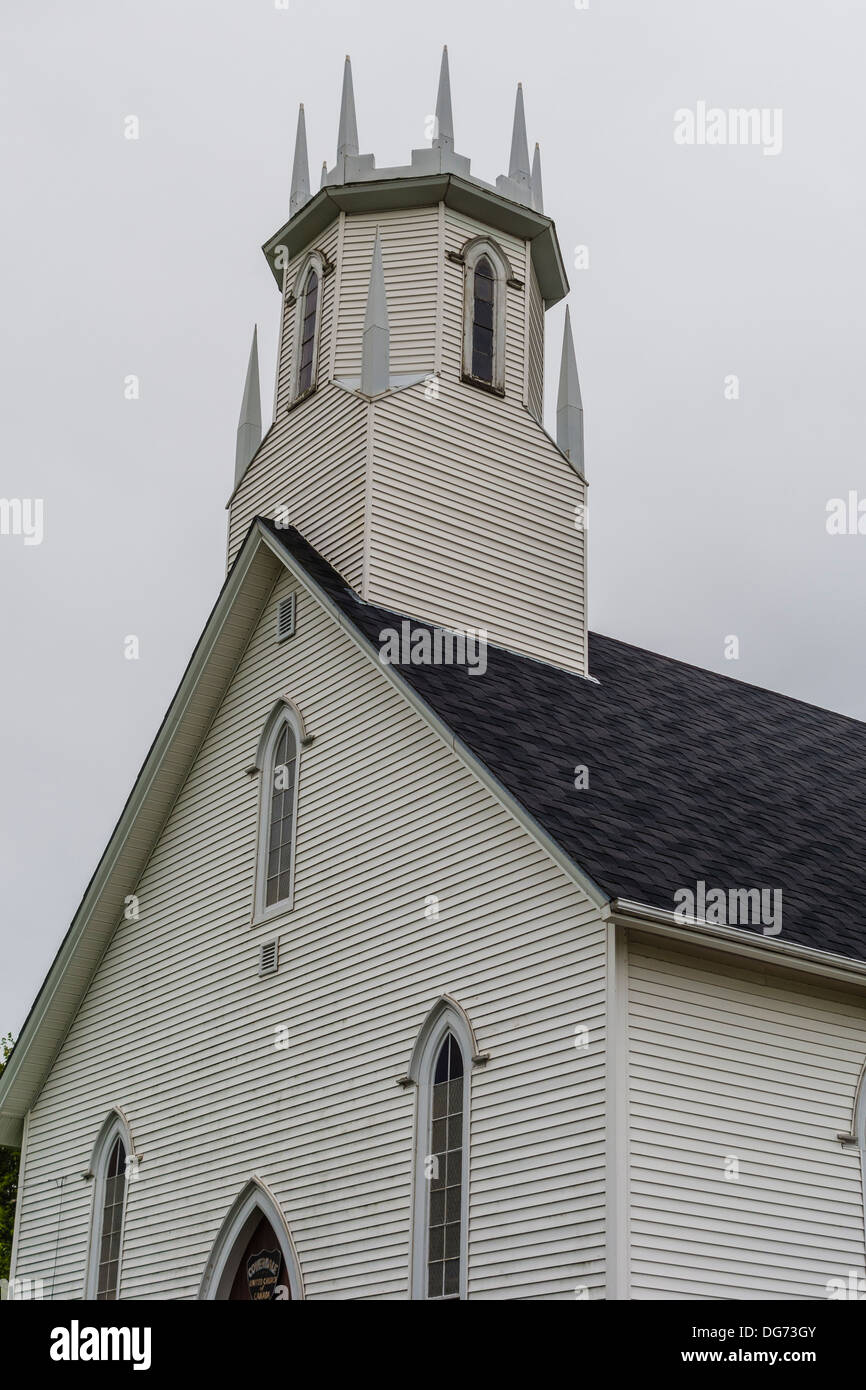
left=12, top=569, right=607, bottom=1300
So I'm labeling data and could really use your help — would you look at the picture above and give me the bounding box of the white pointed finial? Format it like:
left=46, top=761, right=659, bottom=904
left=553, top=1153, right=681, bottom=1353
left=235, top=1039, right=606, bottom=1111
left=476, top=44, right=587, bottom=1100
left=290, top=104, right=310, bottom=218
left=557, top=307, right=584, bottom=473
left=360, top=230, right=390, bottom=397
left=320, top=159, right=328, bottom=189
left=508, top=83, right=531, bottom=186
left=337, top=54, right=359, bottom=159
left=434, top=45, right=454, bottom=151
left=531, top=142, right=544, bottom=213
left=235, top=326, right=262, bottom=487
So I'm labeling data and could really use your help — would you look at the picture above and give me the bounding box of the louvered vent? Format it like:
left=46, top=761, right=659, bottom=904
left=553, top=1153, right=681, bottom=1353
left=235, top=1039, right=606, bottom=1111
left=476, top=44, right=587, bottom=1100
left=276, top=594, right=296, bottom=642
left=259, top=939, right=279, bottom=976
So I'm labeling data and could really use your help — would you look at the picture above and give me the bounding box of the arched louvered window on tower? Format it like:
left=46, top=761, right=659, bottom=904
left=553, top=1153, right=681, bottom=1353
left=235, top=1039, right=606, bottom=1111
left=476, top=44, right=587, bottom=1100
left=85, top=1112, right=134, bottom=1300
left=254, top=700, right=304, bottom=920
left=462, top=238, right=509, bottom=395
left=471, top=256, right=496, bottom=383
left=408, top=998, right=476, bottom=1300
left=289, top=252, right=325, bottom=403
left=296, top=267, right=319, bottom=396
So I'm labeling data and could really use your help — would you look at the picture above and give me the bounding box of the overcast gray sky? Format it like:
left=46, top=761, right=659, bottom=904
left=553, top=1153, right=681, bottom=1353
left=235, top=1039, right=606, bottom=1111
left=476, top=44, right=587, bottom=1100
left=2, top=0, right=865, bottom=1035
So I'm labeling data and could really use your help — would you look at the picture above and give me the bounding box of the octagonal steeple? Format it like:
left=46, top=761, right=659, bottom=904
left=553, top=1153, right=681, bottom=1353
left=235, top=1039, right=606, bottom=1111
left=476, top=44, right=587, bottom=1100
left=227, top=51, right=588, bottom=677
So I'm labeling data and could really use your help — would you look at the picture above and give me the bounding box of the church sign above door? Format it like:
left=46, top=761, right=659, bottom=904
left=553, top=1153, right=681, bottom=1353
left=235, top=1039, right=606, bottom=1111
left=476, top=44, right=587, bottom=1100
left=246, top=1249, right=282, bottom=1301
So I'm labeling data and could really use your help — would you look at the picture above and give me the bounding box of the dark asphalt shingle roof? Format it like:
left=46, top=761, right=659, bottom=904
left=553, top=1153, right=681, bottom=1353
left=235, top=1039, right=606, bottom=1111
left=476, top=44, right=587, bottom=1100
left=264, top=520, right=866, bottom=964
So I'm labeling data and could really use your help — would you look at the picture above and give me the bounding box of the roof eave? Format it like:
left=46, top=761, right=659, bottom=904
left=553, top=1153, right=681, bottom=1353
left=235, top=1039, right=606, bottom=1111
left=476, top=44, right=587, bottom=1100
left=610, top=897, right=866, bottom=990
left=262, top=173, right=569, bottom=306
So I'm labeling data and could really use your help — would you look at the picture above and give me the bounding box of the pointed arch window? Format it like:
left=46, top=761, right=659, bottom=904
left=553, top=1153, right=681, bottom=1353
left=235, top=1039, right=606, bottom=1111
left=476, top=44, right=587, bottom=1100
left=426, top=1033, right=465, bottom=1299
left=409, top=998, right=476, bottom=1300
left=253, top=700, right=304, bottom=920
left=263, top=717, right=297, bottom=911
left=96, top=1136, right=126, bottom=1299
left=86, top=1112, right=134, bottom=1300
left=461, top=238, right=509, bottom=395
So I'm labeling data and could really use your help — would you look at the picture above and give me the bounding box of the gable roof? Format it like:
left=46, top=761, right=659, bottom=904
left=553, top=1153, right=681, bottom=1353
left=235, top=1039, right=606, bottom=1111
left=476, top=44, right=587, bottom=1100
left=2, top=516, right=864, bottom=1143
left=259, top=519, right=866, bottom=965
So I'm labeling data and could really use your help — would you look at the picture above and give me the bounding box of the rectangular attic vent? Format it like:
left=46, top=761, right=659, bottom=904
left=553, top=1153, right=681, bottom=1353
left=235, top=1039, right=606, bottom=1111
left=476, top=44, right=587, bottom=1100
left=277, top=594, right=296, bottom=642
left=259, top=940, right=279, bottom=976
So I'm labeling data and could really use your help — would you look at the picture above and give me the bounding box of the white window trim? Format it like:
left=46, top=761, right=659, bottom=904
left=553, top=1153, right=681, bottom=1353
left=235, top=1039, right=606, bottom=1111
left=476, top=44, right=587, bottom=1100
left=84, top=1108, right=135, bottom=1301
left=408, top=996, right=477, bottom=1301
left=290, top=252, right=325, bottom=402
left=251, top=699, right=304, bottom=925
left=461, top=236, right=510, bottom=395
left=855, top=1063, right=866, bottom=1266
left=198, top=1177, right=304, bottom=1300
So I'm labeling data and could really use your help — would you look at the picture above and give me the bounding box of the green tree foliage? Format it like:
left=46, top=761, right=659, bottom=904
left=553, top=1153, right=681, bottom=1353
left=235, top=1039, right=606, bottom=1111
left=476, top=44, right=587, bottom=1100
left=0, top=1034, right=19, bottom=1280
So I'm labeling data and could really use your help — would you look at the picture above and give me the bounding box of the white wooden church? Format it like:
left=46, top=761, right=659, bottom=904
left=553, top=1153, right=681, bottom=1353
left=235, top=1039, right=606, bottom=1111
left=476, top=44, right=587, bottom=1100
left=4, top=50, right=866, bottom=1302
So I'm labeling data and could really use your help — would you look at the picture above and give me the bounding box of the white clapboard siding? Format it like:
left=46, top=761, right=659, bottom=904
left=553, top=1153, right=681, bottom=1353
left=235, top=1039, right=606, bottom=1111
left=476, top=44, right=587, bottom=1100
left=627, top=931, right=866, bottom=1300
left=273, top=221, right=341, bottom=418
left=333, top=209, right=439, bottom=378
left=527, top=262, right=544, bottom=422
left=230, top=202, right=582, bottom=673
left=366, top=378, right=588, bottom=673
left=227, top=382, right=368, bottom=577
left=13, top=570, right=607, bottom=1300
left=442, top=208, right=527, bottom=398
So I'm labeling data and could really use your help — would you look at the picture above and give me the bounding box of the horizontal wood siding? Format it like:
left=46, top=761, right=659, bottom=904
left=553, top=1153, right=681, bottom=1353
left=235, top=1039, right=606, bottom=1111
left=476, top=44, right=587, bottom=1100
left=227, top=382, right=368, bottom=580
left=230, top=202, right=584, bottom=677
left=334, top=209, right=439, bottom=379
left=14, top=574, right=607, bottom=1300
left=627, top=931, right=866, bottom=1299
left=367, top=380, right=588, bottom=674
left=527, top=261, right=544, bottom=422
left=274, top=265, right=295, bottom=419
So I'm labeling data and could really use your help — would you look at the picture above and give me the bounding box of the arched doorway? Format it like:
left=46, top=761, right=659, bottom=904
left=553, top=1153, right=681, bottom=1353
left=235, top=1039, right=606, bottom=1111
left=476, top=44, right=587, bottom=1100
left=227, top=1212, right=289, bottom=1301
left=198, top=1179, right=304, bottom=1301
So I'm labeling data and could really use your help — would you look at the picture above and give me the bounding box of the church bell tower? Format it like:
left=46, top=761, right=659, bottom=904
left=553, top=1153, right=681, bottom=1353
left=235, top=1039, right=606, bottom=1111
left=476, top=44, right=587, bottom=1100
left=228, top=49, right=588, bottom=676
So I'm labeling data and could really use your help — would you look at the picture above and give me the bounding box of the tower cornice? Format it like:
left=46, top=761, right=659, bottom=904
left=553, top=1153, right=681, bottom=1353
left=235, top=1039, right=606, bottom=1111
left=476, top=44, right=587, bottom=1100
left=262, top=172, right=569, bottom=306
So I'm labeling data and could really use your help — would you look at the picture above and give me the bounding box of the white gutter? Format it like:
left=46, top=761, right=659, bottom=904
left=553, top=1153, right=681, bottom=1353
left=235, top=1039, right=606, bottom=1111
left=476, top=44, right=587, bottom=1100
left=611, top=897, right=866, bottom=990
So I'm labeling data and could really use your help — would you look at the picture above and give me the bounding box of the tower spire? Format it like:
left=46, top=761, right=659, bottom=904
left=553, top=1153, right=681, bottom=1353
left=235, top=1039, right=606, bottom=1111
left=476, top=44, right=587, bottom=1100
left=508, top=83, right=531, bottom=187
left=433, top=45, right=454, bottom=151
left=531, top=142, right=544, bottom=213
left=289, top=103, right=310, bottom=218
left=337, top=54, right=359, bottom=158
left=234, top=326, right=262, bottom=487
left=360, top=231, right=390, bottom=397
left=557, top=307, right=584, bottom=474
